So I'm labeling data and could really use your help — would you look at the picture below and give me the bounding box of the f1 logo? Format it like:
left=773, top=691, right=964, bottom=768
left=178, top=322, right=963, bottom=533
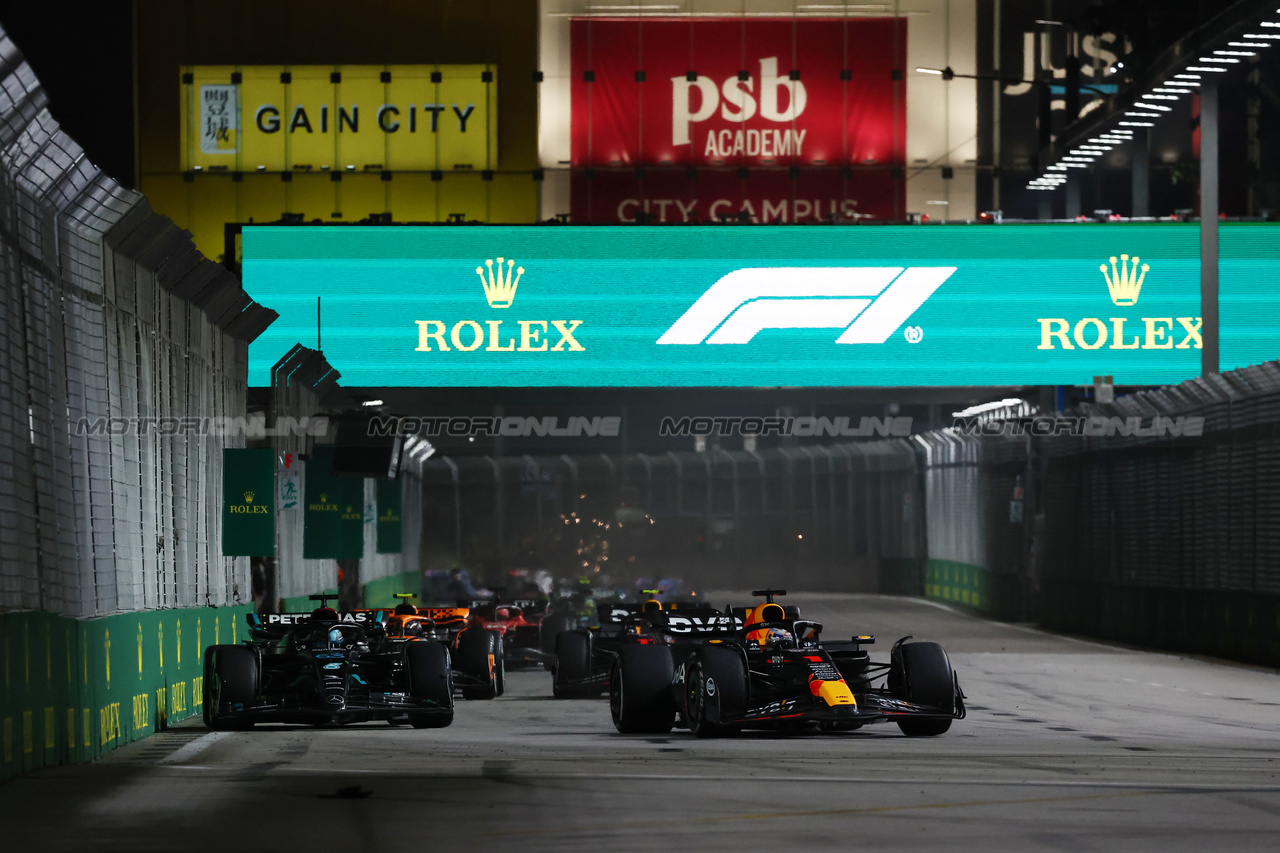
left=656, top=267, right=956, bottom=345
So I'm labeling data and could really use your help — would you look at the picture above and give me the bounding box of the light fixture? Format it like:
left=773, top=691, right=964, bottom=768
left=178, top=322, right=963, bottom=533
left=1197, top=57, right=1240, bottom=63
left=1119, top=121, right=1156, bottom=127
left=1214, top=50, right=1256, bottom=56
left=1141, top=94, right=1179, bottom=101
left=1228, top=42, right=1270, bottom=48
left=1047, top=164, right=1068, bottom=171
left=361, top=399, right=385, bottom=407
left=1243, top=33, right=1280, bottom=39
left=1153, top=88, right=1192, bottom=94
left=915, top=66, right=943, bottom=75
left=1186, top=66, right=1229, bottom=72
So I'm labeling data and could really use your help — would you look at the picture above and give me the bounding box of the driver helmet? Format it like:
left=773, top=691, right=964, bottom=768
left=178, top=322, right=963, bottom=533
left=393, top=602, right=418, bottom=616
left=310, top=607, right=339, bottom=623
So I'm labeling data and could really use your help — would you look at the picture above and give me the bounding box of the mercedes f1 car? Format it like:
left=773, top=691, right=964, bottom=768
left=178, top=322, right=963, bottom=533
left=203, top=596, right=454, bottom=729
left=375, top=594, right=505, bottom=700
left=608, top=589, right=965, bottom=737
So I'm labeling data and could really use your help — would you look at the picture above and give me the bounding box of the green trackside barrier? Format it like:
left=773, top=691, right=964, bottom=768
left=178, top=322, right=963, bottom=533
left=925, top=559, right=991, bottom=614
left=362, top=571, right=423, bottom=610
left=0, top=604, right=252, bottom=784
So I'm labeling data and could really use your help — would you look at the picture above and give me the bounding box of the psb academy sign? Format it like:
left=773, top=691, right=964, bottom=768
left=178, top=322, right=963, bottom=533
left=180, top=65, right=497, bottom=172
left=242, top=225, right=1280, bottom=387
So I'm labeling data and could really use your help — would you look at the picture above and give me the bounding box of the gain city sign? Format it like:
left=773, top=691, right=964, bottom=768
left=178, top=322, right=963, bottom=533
left=241, top=224, right=1280, bottom=387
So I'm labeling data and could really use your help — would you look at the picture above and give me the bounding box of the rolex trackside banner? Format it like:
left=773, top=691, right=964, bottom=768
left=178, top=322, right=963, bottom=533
left=222, top=448, right=276, bottom=556
left=242, top=224, right=1280, bottom=388
left=303, top=446, right=365, bottom=560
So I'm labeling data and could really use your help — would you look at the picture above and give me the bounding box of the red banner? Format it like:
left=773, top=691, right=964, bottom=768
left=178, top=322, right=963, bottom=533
left=569, top=17, right=906, bottom=222
left=570, top=17, right=905, bottom=169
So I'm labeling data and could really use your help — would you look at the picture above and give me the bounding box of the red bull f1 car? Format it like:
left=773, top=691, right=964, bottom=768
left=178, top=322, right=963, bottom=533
left=608, top=589, right=966, bottom=737
left=203, top=596, right=454, bottom=729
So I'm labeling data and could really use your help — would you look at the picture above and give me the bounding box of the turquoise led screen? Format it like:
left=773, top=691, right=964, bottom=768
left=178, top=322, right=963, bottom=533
left=242, top=225, right=1280, bottom=387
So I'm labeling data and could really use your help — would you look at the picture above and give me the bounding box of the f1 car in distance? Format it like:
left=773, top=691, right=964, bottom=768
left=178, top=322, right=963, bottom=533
left=551, top=590, right=689, bottom=699
left=372, top=594, right=505, bottom=700
left=203, top=595, right=454, bottom=729
left=468, top=595, right=555, bottom=670
left=608, top=589, right=966, bottom=737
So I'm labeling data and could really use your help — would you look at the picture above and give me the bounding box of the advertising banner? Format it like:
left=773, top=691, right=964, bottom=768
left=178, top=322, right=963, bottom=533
left=568, top=17, right=905, bottom=222
left=569, top=18, right=905, bottom=169
left=242, top=224, right=1280, bottom=388
left=302, top=446, right=365, bottom=560
left=376, top=479, right=403, bottom=555
left=180, top=65, right=498, bottom=172
left=221, top=448, right=275, bottom=556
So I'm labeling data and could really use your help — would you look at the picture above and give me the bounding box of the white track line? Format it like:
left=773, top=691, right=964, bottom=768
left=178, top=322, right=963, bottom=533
left=157, top=731, right=229, bottom=764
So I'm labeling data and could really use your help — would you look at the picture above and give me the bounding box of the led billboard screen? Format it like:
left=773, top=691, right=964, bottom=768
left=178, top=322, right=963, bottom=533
left=243, top=224, right=1280, bottom=387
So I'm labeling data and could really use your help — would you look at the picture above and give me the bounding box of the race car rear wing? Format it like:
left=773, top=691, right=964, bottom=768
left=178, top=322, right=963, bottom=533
left=649, top=609, right=741, bottom=636
left=246, top=611, right=387, bottom=629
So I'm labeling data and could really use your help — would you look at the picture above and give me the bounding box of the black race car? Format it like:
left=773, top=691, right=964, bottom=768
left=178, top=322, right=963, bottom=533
left=203, top=596, right=454, bottom=729
left=551, top=592, right=691, bottom=699
left=375, top=595, right=506, bottom=700
left=608, top=589, right=966, bottom=737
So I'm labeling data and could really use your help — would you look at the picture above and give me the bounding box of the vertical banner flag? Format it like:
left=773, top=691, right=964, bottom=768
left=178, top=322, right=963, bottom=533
left=376, top=478, right=403, bottom=554
left=303, top=445, right=366, bottom=559
left=569, top=17, right=906, bottom=222
left=222, top=448, right=276, bottom=556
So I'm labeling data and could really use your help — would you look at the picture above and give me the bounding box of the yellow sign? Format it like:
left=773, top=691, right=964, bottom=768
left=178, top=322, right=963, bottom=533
left=1036, top=254, right=1201, bottom=351
left=180, top=65, right=498, bottom=172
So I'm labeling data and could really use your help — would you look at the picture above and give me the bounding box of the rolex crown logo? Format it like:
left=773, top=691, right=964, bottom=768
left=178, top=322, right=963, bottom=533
left=320, top=493, right=328, bottom=503
left=1100, top=253, right=1149, bottom=306
left=244, top=491, right=254, bottom=504
left=476, top=257, right=524, bottom=308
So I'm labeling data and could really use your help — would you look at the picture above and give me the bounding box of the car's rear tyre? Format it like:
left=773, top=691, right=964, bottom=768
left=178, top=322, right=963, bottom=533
left=610, top=645, right=675, bottom=734
left=890, top=641, right=955, bottom=737
left=456, top=629, right=500, bottom=700
left=203, top=645, right=257, bottom=731
left=686, top=646, right=746, bottom=738
left=493, top=633, right=506, bottom=697
left=553, top=631, right=598, bottom=698
left=540, top=612, right=573, bottom=656
left=406, top=641, right=454, bottom=728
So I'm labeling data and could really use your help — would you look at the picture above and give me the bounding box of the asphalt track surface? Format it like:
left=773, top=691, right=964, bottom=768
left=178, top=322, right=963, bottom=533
left=4, top=593, right=1280, bottom=852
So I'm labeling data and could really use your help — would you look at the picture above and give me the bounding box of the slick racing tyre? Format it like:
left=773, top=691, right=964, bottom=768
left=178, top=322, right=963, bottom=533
left=890, top=641, right=956, bottom=737
left=456, top=629, right=501, bottom=700
left=610, top=644, right=676, bottom=734
left=540, top=612, right=573, bottom=657
left=493, top=633, right=506, bottom=697
left=553, top=631, right=598, bottom=699
left=203, top=645, right=258, bottom=731
left=406, top=641, right=454, bottom=729
left=686, top=646, right=746, bottom=738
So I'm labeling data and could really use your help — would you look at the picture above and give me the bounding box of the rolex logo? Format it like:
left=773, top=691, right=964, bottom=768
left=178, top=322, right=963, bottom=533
left=1100, top=254, right=1148, bottom=306
left=476, top=257, right=524, bottom=308
left=244, top=491, right=254, bottom=504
